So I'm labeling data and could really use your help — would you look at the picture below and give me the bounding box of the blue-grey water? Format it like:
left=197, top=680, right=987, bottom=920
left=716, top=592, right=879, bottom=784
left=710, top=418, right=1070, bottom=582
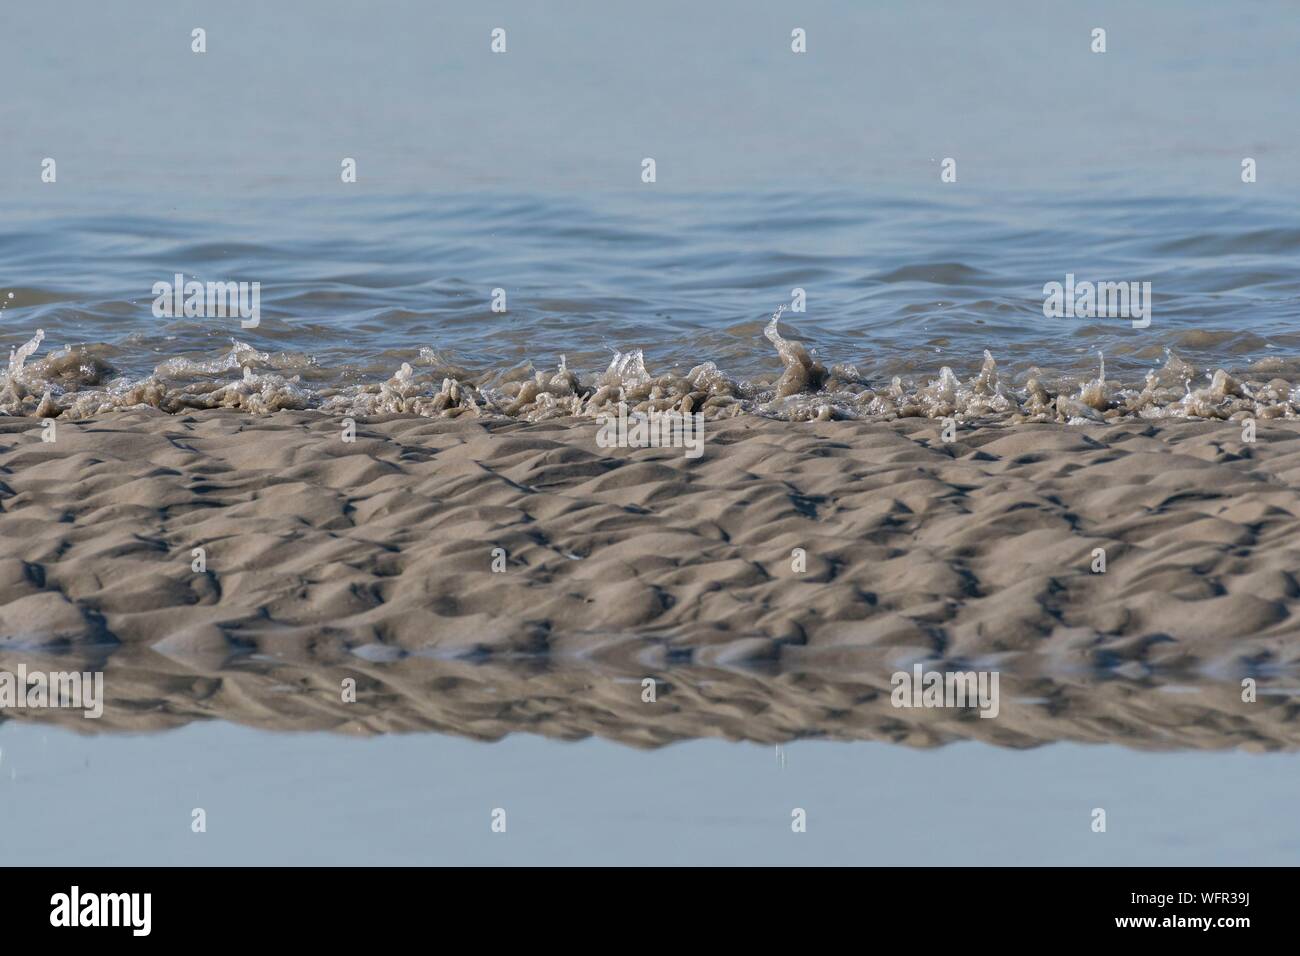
left=7, top=190, right=1300, bottom=398
left=2, top=721, right=1297, bottom=866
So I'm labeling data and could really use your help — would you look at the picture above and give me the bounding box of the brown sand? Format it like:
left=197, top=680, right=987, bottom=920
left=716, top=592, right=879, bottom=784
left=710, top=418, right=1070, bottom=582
left=1, top=410, right=1298, bottom=747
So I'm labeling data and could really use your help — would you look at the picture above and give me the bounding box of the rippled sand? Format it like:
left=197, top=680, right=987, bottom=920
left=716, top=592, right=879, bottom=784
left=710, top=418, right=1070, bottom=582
left=2, top=402, right=1299, bottom=684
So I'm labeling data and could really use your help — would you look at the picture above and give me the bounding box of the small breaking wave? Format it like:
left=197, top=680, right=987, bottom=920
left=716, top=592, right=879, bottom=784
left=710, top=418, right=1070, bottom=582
left=2, top=309, right=1296, bottom=426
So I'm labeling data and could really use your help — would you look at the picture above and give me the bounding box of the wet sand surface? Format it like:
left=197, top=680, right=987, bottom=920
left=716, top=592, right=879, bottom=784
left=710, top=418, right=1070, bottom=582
left=1, top=410, right=1297, bottom=749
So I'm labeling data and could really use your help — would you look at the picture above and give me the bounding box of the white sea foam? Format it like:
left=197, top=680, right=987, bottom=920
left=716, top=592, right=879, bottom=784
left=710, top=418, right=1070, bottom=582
left=0, top=314, right=1290, bottom=426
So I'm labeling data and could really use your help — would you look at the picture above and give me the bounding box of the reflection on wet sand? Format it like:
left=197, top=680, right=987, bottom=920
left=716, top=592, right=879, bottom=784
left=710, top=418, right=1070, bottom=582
left=0, top=644, right=1294, bottom=752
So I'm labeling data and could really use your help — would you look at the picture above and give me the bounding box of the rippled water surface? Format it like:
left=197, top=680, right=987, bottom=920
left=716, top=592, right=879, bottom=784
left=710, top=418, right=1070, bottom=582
left=4, top=190, right=1299, bottom=415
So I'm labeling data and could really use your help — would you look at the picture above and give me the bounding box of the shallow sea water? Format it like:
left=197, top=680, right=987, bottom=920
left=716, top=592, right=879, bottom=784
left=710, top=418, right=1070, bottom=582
left=2, top=720, right=1297, bottom=865
left=3, top=1, right=1298, bottom=422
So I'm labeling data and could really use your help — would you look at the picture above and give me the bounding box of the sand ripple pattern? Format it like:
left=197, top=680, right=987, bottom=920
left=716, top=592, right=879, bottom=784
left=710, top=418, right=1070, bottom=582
left=1, top=412, right=1298, bottom=666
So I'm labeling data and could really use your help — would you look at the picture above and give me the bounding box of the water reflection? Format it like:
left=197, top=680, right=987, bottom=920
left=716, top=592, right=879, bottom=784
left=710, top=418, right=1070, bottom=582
left=1, top=643, right=1293, bottom=751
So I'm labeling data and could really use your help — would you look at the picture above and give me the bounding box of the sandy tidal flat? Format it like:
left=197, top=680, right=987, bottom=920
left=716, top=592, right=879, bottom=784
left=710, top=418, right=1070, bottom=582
left=0, top=410, right=1298, bottom=747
